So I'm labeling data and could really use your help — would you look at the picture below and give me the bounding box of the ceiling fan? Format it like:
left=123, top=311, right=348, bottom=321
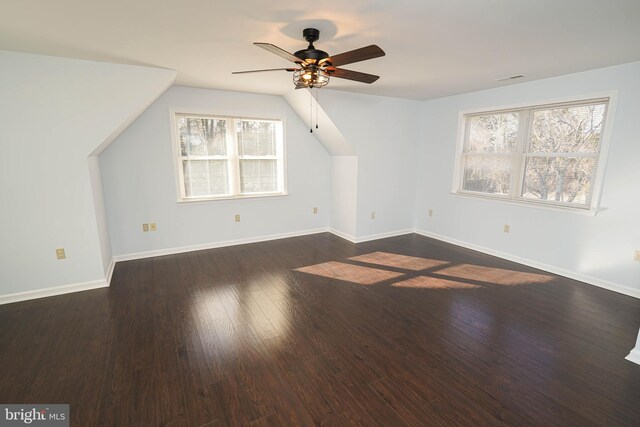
left=232, top=28, right=385, bottom=89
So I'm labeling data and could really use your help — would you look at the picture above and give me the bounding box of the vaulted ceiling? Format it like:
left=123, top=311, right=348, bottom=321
left=2, top=0, right=639, bottom=100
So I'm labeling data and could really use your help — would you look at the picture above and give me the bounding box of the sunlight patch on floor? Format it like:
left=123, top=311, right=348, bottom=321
left=392, top=276, right=482, bottom=290
left=349, top=251, right=450, bottom=271
left=295, top=261, right=404, bottom=285
left=437, top=264, right=554, bottom=286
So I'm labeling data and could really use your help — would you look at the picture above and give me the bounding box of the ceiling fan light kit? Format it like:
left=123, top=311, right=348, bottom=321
left=293, top=67, right=330, bottom=89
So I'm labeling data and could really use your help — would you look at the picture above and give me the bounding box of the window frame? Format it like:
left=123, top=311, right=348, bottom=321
left=452, top=93, right=617, bottom=214
left=170, top=110, right=287, bottom=203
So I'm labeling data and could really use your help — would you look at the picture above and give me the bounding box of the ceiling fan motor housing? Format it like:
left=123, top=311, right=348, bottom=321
left=295, top=28, right=330, bottom=63
left=294, top=48, right=329, bottom=62
left=303, top=28, right=320, bottom=43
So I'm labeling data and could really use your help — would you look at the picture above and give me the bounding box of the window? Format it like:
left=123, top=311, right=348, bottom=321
left=173, top=113, right=285, bottom=201
left=456, top=98, right=610, bottom=210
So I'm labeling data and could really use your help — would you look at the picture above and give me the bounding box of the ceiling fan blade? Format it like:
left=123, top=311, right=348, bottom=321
left=254, top=43, right=302, bottom=63
left=330, top=68, right=380, bottom=84
left=232, top=68, right=297, bottom=74
left=323, top=45, right=385, bottom=67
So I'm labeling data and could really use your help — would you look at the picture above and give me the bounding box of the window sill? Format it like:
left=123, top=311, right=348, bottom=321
left=177, top=192, right=288, bottom=205
left=450, top=191, right=604, bottom=216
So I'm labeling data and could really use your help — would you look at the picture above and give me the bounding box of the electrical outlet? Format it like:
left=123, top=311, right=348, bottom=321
left=371, top=211, right=376, bottom=220
left=428, top=209, right=433, bottom=217
left=55, top=248, right=66, bottom=260
left=313, top=207, right=318, bottom=214
left=142, top=223, right=149, bottom=232
left=503, top=224, right=510, bottom=233
left=150, top=223, right=157, bottom=231
left=235, top=214, right=240, bottom=222
left=634, top=250, right=640, bottom=263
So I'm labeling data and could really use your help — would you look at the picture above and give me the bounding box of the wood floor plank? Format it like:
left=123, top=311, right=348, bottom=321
left=152, top=257, right=189, bottom=427
left=370, top=376, right=448, bottom=427
left=336, top=369, right=412, bottom=427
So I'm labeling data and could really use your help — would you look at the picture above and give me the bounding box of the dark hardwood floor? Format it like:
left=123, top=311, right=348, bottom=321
left=1, top=232, right=640, bottom=426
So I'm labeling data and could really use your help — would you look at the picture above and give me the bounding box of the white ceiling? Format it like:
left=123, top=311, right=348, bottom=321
left=1, top=0, right=639, bottom=100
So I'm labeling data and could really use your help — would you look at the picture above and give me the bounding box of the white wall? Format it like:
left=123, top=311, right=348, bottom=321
left=0, top=51, right=175, bottom=298
left=88, top=156, right=112, bottom=276
left=283, top=89, right=354, bottom=155
left=330, top=156, right=359, bottom=238
left=283, top=89, right=359, bottom=239
left=319, top=90, right=421, bottom=239
left=415, top=61, right=640, bottom=296
left=99, top=86, right=331, bottom=257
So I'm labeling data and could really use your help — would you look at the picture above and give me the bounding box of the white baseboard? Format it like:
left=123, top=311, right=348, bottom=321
left=328, top=228, right=414, bottom=243
left=106, top=257, right=116, bottom=285
left=413, top=228, right=640, bottom=299
left=353, top=229, right=414, bottom=243
left=0, top=279, right=108, bottom=305
left=328, top=228, right=358, bottom=243
left=114, top=227, right=412, bottom=263
left=626, top=348, right=640, bottom=365
left=113, top=227, right=330, bottom=262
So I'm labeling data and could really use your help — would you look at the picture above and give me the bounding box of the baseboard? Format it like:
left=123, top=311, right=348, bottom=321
left=352, top=229, right=414, bottom=243
left=114, top=228, right=330, bottom=262
left=328, top=228, right=414, bottom=243
left=414, top=228, right=640, bottom=299
left=106, top=257, right=116, bottom=285
left=626, top=348, right=640, bottom=365
left=0, top=279, right=108, bottom=305
left=328, top=228, right=358, bottom=243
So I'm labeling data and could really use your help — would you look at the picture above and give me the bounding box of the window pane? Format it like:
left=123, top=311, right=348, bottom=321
left=467, top=112, right=519, bottom=153
left=239, top=159, right=278, bottom=193
left=529, top=103, right=606, bottom=154
left=183, top=160, right=229, bottom=197
left=521, top=156, right=596, bottom=205
left=178, top=117, right=227, bottom=156
left=237, top=120, right=277, bottom=156
left=462, top=155, right=511, bottom=195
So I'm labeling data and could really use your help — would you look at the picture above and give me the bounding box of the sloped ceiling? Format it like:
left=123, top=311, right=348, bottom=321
left=284, top=89, right=354, bottom=156
left=1, top=0, right=639, bottom=100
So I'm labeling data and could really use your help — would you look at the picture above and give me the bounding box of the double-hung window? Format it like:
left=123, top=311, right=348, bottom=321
left=173, top=113, right=285, bottom=201
left=456, top=98, right=610, bottom=210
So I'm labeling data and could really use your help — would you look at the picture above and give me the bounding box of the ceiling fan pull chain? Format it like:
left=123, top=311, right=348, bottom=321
left=316, top=88, right=319, bottom=130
